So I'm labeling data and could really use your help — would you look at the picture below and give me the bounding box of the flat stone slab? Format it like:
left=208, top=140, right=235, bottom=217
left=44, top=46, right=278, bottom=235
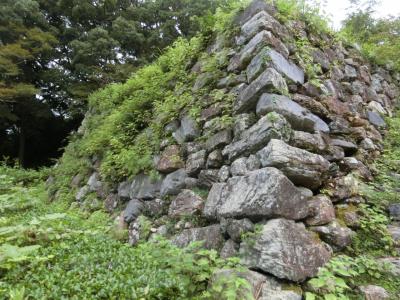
left=256, top=93, right=330, bottom=133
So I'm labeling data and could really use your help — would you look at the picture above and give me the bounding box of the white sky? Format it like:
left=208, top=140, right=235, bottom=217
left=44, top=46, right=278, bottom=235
left=318, top=0, right=400, bottom=29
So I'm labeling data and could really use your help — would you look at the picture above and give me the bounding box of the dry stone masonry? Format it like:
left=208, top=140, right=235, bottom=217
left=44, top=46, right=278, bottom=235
left=72, top=0, right=400, bottom=295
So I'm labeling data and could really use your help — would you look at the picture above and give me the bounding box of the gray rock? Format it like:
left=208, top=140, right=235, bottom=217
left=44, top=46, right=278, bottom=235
left=290, top=131, right=327, bottom=153
left=367, top=111, right=386, bottom=128
left=389, top=203, right=400, bottom=221
left=247, top=154, right=261, bottom=171
left=388, top=223, right=400, bottom=243
left=234, top=68, right=288, bottom=113
left=173, top=115, right=200, bottom=143
left=75, top=185, right=89, bottom=202
left=311, top=221, right=355, bottom=251
left=221, top=218, right=254, bottom=243
left=218, top=165, right=230, bottom=182
left=130, top=174, right=162, bottom=200
left=240, top=218, right=331, bottom=282
left=143, top=198, right=167, bottom=217
left=240, top=11, right=285, bottom=43
left=172, top=224, right=224, bottom=250
left=156, top=145, right=184, bottom=173
left=206, top=149, right=223, bottom=168
left=312, top=49, right=330, bottom=71
left=230, top=157, right=248, bottom=176
left=219, top=240, right=239, bottom=259
left=168, top=189, right=204, bottom=217
left=192, top=72, right=214, bottom=91
left=206, top=129, right=232, bottom=152
left=331, top=138, right=358, bottom=154
left=87, top=172, right=102, bottom=193
left=198, top=169, right=220, bottom=188
left=104, top=194, right=119, bottom=212
left=222, top=112, right=291, bottom=161
left=160, top=169, right=188, bottom=197
left=203, top=167, right=309, bottom=221
left=359, top=285, right=389, bottom=300
left=257, top=139, right=330, bottom=189
left=123, top=199, right=144, bottom=223
left=118, top=180, right=131, bottom=201
left=257, top=93, right=329, bottom=133
left=306, top=195, right=336, bottom=226
left=233, top=113, right=255, bottom=140
left=267, top=49, right=304, bottom=84
left=185, top=150, right=206, bottom=176
left=229, top=30, right=286, bottom=72
left=344, top=65, right=358, bottom=79
left=234, top=0, right=276, bottom=26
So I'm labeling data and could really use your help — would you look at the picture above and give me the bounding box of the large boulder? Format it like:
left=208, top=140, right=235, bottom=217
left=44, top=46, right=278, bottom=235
left=222, top=112, right=291, bottom=161
left=130, top=174, right=163, bottom=200
left=240, top=218, right=331, bottom=282
left=172, top=224, right=224, bottom=250
left=257, top=139, right=330, bottom=189
left=203, top=167, right=310, bottom=221
left=122, top=199, right=144, bottom=223
left=256, top=93, right=329, bottom=133
left=311, top=221, right=355, bottom=251
left=234, top=68, right=288, bottom=113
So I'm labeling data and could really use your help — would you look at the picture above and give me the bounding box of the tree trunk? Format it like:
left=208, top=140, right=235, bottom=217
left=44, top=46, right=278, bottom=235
left=18, top=125, right=25, bottom=168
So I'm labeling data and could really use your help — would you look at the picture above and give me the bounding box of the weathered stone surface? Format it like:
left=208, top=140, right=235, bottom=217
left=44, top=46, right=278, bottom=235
left=233, top=113, right=256, bottom=139
left=87, top=172, right=102, bottom=193
left=229, top=30, right=281, bottom=72
left=344, top=64, right=357, bottom=79
left=156, top=145, right=184, bottom=173
left=128, top=216, right=151, bottom=246
left=240, top=11, right=286, bottom=43
left=306, top=195, right=335, bottom=226
left=160, top=169, right=188, bottom=197
left=230, top=157, right=248, bottom=176
left=290, top=131, right=327, bottom=153
left=221, top=218, right=254, bottom=243
left=130, top=174, right=162, bottom=200
left=292, top=93, right=329, bottom=118
left=204, top=167, right=309, bottom=221
left=192, top=72, right=214, bottom=91
left=198, top=169, right=220, bottom=188
left=256, top=93, right=329, bottom=133
left=388, top=223, right=400, bottom=243
left=331, top=138, right=358, bottom=154
left=173, top=115, right=200, bottom=143
left=172, top=224, right=224, bottom=250
left=222, top=112, right=291, bottom=161
left=218, top=165, right=230, bottom=182
left=143, top=198, right=167, bottom=217
left=325, top=174, right=360, bottom=201
left=266, top=49, right=304, bottom=84
left=339, top=157, right=372, bottom=180
left=257, top=139, right=330, bottom=189
left=389, top=203, right=400, bottom=221
left=367, top=111, right=386, bottom=128
left=311, top=221, right=355, bottom=251
left=240, top=218, right=331, bottom=282
left=168, top=189, right=204, bottom=217
left=123, top=199, right=144, bottom=223
left=205, top=129, right=232, bottom=151
left=234, top=0, right=276, bottom=26
left=185, top=150, right=206, bottom=176
left=118, top=180, right=131, bottom=201
left=234, top=68, right=288, bottom=113
left=75, top=185, right=89, bottom=202
left=312, top=49, right=330, bottom=71
left=206, top=149, right=223, bottom=168
left=359, top=285, right=389, bottom=300
left=219, top=240, right=239, bottom=259
left=104, top=194, right=119, bottom=212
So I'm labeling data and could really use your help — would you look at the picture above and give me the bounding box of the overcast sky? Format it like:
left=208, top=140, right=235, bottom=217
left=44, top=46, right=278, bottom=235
left=318, top=0, right=400, bottom=29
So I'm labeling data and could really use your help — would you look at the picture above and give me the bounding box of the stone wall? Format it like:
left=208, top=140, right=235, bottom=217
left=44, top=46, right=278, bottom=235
left=72, top=0, right=399, bottom=297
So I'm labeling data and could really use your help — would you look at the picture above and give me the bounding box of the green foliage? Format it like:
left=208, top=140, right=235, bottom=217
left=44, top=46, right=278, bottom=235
left=0, top=166, right=248, bottom=299
left=341, top=1, right=400, bottom=71
left=307, top=255, right=399, bottom=300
